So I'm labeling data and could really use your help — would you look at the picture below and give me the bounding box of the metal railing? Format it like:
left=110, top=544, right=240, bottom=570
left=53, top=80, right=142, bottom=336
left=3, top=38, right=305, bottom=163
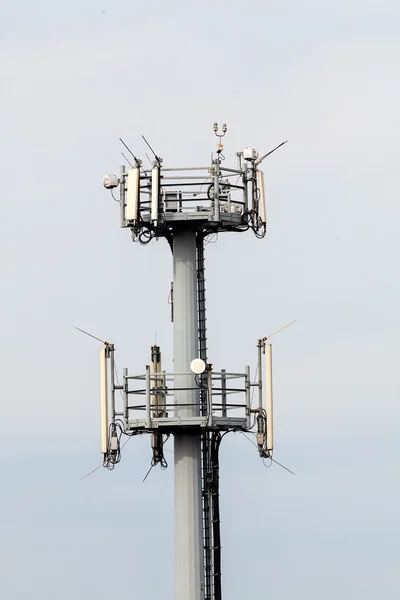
left=117, top=369, right=251, bottom=430
left=135, top=164, right=248, bottom=221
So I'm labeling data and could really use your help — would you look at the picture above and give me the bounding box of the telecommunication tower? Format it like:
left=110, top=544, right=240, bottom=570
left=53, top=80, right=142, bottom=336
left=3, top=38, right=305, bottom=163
left=97, top=125, right=287, bottom=600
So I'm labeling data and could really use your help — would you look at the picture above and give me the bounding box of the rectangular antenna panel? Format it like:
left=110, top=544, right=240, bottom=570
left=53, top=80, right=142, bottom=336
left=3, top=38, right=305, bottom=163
left=100, top=347, right=109, bottom=455
left=151, top=166, right=160, bottom=221
left=257, top=170, right=266, bottom=225
left=265, top=343, right=273, bottom=452
left=126, top=167, right=140, bottom=222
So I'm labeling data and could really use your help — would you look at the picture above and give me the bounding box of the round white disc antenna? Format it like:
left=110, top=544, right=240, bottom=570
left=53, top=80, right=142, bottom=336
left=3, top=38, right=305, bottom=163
left=190, top=358, right=206, bottom=374
left=103, top=174, right=119, bottom=189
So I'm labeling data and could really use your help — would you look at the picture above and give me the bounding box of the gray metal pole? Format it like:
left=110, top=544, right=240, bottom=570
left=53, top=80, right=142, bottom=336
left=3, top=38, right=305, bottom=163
left=110, top=349, right=116, bottom=424
left=214, top=159, right=220, bottom=222
left=120, top=165, right=125, bottom=227
left=221, top=368, right=227, bottom=418
left=123, top=367, right=128, bottom=427
left=258, top=340, right=263, bottom=411
left=173, top=230, right=205, bottom=600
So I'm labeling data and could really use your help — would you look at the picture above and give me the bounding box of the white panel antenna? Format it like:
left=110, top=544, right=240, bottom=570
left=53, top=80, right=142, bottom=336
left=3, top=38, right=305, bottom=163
left=265, top=343, right=273, bottom=453
left=100, top=347, right=109, bottom=457
left=126, top=167, right=140, bottom=222
left=151, top=166, right=160, bottom=222
left=257, top=170, right=266, bottom=225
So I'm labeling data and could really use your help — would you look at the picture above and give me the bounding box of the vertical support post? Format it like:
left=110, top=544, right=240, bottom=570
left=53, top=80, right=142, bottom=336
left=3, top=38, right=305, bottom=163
left=161, top=369, right=167, bottom=417
left=243, top=171, right=248, bottom=213
left=150, top=349, right=156, bottom=416
left=173, top=229, right=205, bottom=600
left=120, top=165, right=126, bottom=227
left=145, top=365, right=151, bottom=428
left=265, top=343, right=273, bottom=453
left=221, top=369, right=227, bottom=418
left=170, top=282, right=174, bottom=323
left=214, top=159, right=220, bottom=222
left=123, top=367, right=128, bottom=428
left=207, top=364, right=213, bottom=427
left=251, top=165, right=257, bottom=214
left=245, top=365, right=251, bottom=429
left=99, top=347, right=108, bottom=457
left=258, top=340, right=263, bottom=412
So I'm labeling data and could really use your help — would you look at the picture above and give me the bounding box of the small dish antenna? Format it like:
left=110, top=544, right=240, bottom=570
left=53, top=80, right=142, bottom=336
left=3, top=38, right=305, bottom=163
left=190, top=358, right=206, bottom=374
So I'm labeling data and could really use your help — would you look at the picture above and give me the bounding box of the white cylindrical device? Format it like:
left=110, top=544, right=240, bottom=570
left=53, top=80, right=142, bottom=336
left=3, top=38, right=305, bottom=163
left=151, top=166, right=160, bottom=221
left=265, top=343, right=273, bottom=453
left=156, top=348, right=162, bottom=414
left=100, top=347, right=109, bottom=456
left=150, top=350, right=156, bottom=415
left=126, top=167, right=140, bottom=222
left=103, top=174, right=119, bottom=189
left=257, top=169, right=266, bottom=225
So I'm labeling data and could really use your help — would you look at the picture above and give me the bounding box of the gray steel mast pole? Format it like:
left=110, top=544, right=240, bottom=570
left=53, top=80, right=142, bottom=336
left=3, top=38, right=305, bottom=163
left=173, top=229, right=205, bottom=600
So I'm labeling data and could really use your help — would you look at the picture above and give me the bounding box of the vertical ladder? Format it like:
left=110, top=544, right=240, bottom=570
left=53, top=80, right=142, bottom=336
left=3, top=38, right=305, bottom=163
left=197, top=235, right=212, bottom=600
left=197, top=236, right=208, bottom=367
left=197, top=236, right=222, bottom=600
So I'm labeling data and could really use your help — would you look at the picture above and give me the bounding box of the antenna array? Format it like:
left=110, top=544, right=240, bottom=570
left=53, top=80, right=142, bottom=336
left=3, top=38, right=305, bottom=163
left=94, top=125, right=289, bottom=600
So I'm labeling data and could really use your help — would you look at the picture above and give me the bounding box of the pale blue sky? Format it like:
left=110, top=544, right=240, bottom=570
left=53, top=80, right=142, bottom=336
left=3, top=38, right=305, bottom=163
left=1, top=1, right=399, bottom=598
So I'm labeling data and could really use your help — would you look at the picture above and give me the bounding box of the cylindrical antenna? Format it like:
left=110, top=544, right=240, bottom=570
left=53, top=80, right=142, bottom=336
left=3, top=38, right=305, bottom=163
left=151, top=166, right=160, bottom=222
left=257, top=170, right=266, bottom=225
left=265, top=343, right=273, bottom=453
left=120, top=165, right=126, bottom=227
left=100, top=347, right=109, bottom=457
left=126, top=167, right=140, bottom=222
left=150, top=345, right=162, bottom=417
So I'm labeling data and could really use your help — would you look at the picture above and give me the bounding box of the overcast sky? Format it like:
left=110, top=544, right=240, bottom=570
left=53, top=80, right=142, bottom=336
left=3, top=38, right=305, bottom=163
left=1, top=1, right=400, bottom=598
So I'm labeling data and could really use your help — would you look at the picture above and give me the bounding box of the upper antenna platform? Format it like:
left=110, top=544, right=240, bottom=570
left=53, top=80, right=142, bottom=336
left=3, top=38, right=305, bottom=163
left=103, top=125, right=287, bottom=246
